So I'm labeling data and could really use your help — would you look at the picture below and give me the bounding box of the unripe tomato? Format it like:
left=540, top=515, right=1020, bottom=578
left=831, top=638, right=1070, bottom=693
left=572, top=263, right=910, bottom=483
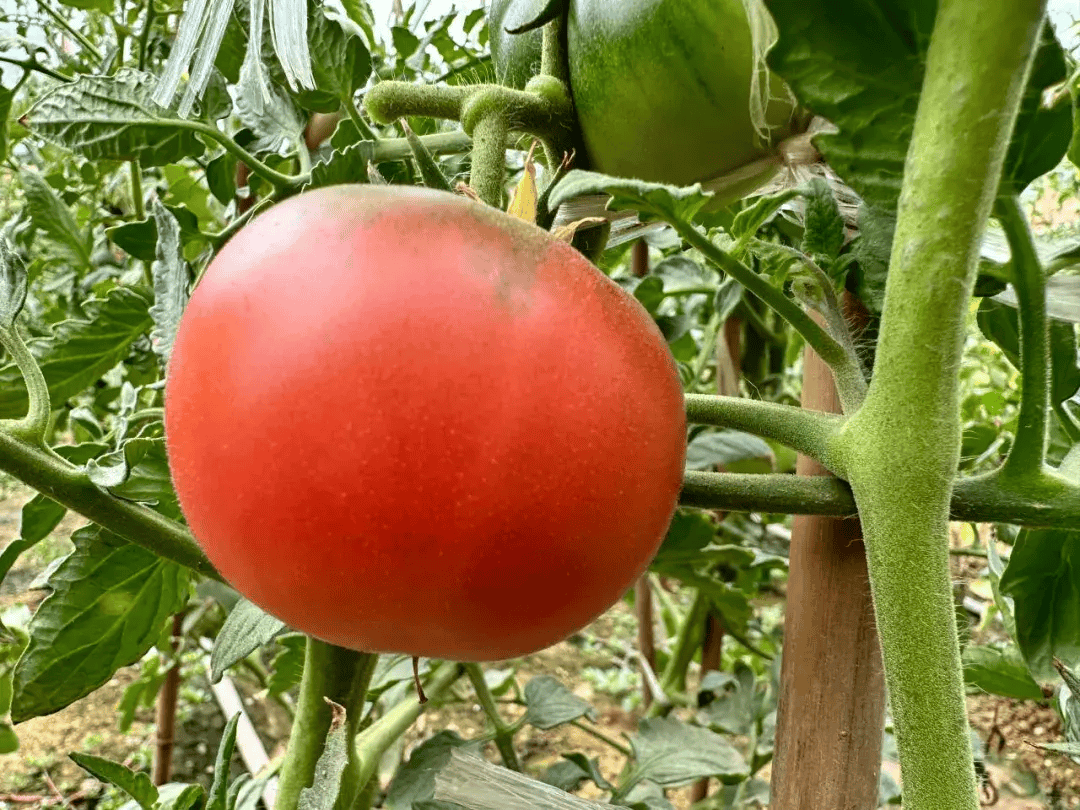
left=165, top=185, right=687, bottom=661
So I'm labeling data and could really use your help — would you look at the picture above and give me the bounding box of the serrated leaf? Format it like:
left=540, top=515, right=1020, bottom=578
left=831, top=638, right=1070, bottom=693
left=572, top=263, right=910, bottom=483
left=386, top=730, right=473, bottom=810
left=210, top=599, right=287, bottom=683
left=148, top=199, right=189, bottom=366
left=20, top=170, right=91, bottom=267
left=307, top=142, right=371, bottom=188
left=0, top=235, right=28, bottom=330
left=629, top=717, right=748, bottom=788
left=548, top=170, right=713, bottom=225
left=107, top=205, right=203, bottom=262
left=730, top=189, right=800, bottom=245
left=850, top=203, right=895, bottom=314
left=523, top=676, right=594, bottom=730
left=298, top=702, right=351, bottom=810
left=800, top=177, right=845, bottom=262
left=160, top=784, right=207, bottom=810
left=962, top=644, right=1043, bottom=700
left=70, top=753, right=158, bottom=809
left=300, top=7, right=372, bottom=112
left=11, top=525, right=190, bottom=721
left=0, top=286, right=152, bottom=419
left=206, top=153, right=238, bottom=205
left=267, top=634, right=306, bottom=697
left=999, top=528, right=1080, bottom=679
left=235, top=77, right=305, bottom=154
left=22, top=70, right=207, bottom=166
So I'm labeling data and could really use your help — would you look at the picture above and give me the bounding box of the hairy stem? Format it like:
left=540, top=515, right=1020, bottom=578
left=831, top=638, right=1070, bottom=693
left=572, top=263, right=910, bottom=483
left=274, top=644, right=377, bottom=810
left=468, top=112, right=508, bottom=207
left=0, top=326, right=52, bottom=445
left=464, top=664, right=521, bottom=771
left=997, top=194, right=1050, bottom=477
left=831, top=3, right=1046, bottom=809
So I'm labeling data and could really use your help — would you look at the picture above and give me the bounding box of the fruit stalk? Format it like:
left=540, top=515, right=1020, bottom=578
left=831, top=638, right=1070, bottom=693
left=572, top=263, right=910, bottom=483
left=831, top=2, right=1046, bottom=808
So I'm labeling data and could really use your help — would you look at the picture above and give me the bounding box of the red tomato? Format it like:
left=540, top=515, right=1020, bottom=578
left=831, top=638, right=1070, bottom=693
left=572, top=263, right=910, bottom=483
left=165, top=185, right=686, bottom=661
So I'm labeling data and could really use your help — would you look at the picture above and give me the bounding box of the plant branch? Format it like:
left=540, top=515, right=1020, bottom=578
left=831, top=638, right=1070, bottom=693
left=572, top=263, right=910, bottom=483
left=464, top=664, right=520, bottom=771
left=0, top=54, right=69, bottom=82
left=37, top=0, right=103, bottom=62
left=685, top=394, right=845, bottom=473
left=830, top=3, right=1046, bottom=808
left=672, top=223, right=867, bottom=411
left=0, top=426, right=220, bottom=580
left=0, top=327, right=52, bottom=446
left=274, top=644, right=377, bottom=810
left=353, top=662, right=464, bottom=789
left=136, top=0, right=154, bottom=71
left=996, top=194, right=1050, bottom=477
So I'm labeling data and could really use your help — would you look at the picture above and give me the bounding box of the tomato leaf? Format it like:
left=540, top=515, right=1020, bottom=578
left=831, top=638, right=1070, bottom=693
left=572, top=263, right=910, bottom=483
left=800, top=177, right=845, bottom=266
left=547, top=170, right=714, bottom=225
left=21, top=70, right=207, bottom=166
left=148, top=199, right=189, bottom=367
left=627, top=717, right=748, bottom=788
left=299, top=7, right=372, bottom=112
left=0, top=286, right=153, bottom=419
left=210, top=599, right=287, bottom=684
left=523, top=676, right=595, bottom=730
left=685, top=430, right=775, bottom=471
left=69, top=753, right=159, bottom=810
left=86, top=437, right=180, bottom=517
left=206, top=152, right=239, bottom=205
left=849, top=203, right=895, bottom=314
left=961, top=644, right=1043, bottom=700
left=267, top=635, right=307, bottom=697
left=10, top=525, right=191, bottom=722
left=108, top=204, right=204, bottom=263
left=0, top=495, right=66, bottom=594
left=308, top=143, right=372, bottom=189
left=999, top=528, right=1080, bottom=679
left=540, top=754, right=612, bottom=792
left=20, top=170, right=92, bottom=268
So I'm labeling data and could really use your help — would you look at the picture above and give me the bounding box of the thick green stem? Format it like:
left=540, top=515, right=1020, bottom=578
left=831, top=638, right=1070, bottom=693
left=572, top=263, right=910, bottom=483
left=672, top=223, right=866, bottom=411
left=997, top=194, right=1050, bottom=477
left=354, top=662, right=464, bottom=789
left=274, top=643, right=377, bottom=810
left=0, top=327, right=52, bottom=445
left=468, top=112, right=508, bottom=208
left=830, top=3, right=1045, bottom=809
left=685, top=394, right=844, bottom=471
left=0, top=54, right=69, bottom=82
left=464, top=664, right=521, bottom=771
left=130, top=160, right=145, bottom=221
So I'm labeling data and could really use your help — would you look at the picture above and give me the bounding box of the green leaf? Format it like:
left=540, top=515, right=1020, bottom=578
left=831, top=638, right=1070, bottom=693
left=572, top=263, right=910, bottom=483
left=108, top=205, right=203, bottom=262
left=206, top=153, right=238, bottom=205
left=69, top=753, right=158, bottom=810
left=999, top=528, right=1080, bottom=679
left=0, top=721, right=17, bottom=754
left=0, top=235, right=28, bottom=330
left=159, top=784, right=206, bottom=810
left=1035, top=741, right=1080, bottom=757
left=308, top=143, right=371, bottom=189
left=0, top=286, right=153, bottom=419
left=962, top=644, right=1043, bottom=700
left=300, top=8, right=372, bottom=112
left=210, top=599, right=287, bottom=683
left=850, top=203, right=895, bottom=313
left=628, top=717, right=748, bottom=788
left=11, top=525, right=191, bottom=721
left=1000, top=25, right=1073, bottom=194
left=0, top=495, right=66, bottom=590
left=267, top=634, right=307, bottom=697
left=148, top=199, right=189, bottom=366
left=548, top=170, right=714, bottom=224
left=698, top=664, right=756, bottom=736
left=523, top=676, right=594, bottom=730
left=21, top=70, right=207, bottom=166
left=57, top=0, right=113, bottom=12
left=298, top=702, right=352, bottom=810
left=767, top=0, right=934, bottom=211
left=976, top=298, right=1021, bottom=369
left=20, top=170, right=92, bottom=267
left=800, top=177, right=845, bottom=263
left=685, top=430, right=774, bottom=471
left=1051, top=319, right=1080, bottom=404
left=0, top=86, right=14, bottom=163
left=540, top=753, right=612, bottom=792
left=730, top=190, right=800, bottom=245
left=1069, top=82, right=1080, bottom=171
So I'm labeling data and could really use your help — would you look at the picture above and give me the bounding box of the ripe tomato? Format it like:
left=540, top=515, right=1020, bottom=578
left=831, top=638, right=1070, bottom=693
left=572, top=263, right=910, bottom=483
left=490, top=0, right=803, bottom=186
left=165, top=185, right=687, bottom=661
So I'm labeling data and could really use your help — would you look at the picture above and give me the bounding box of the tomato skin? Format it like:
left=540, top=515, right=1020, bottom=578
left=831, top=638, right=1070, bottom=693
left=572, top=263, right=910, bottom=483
left=165, top=185, right=686, bottom=661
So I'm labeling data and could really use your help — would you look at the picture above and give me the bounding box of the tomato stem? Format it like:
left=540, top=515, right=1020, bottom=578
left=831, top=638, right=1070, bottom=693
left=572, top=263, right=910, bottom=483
left=467, top=111, right=508, bottom=208
left=830, top=2, right=1046, bottom=808
left=275, top=643, right=377, bottom=810
left=996, top=193, right=1050, bottom=479
left=464, top=663, right=521, bottom=771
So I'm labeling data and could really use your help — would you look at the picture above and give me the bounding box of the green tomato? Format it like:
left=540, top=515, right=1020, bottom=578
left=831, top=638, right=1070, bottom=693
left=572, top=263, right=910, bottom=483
left=489, top=0, right=804, bottom=187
